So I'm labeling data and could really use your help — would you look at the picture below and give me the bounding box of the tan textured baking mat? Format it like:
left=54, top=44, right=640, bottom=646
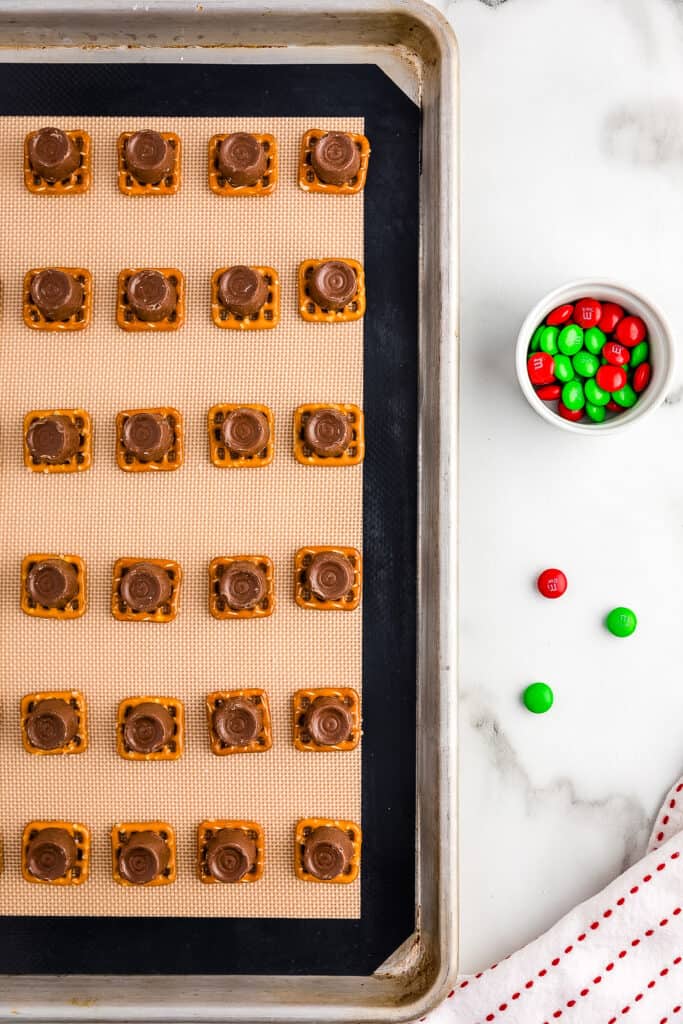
left=0, top=116, right=363, bottom=918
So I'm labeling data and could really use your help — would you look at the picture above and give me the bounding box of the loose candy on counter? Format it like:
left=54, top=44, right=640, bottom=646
left=527, top=296, right=652, bottom=424
left=606, top=606, right=637, bottom=637
left=537, top=568, right=567, bottom=599
left=523, top=682, right=554, bottom=714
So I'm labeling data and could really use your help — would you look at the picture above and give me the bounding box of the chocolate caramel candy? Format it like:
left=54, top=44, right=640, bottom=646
left=221, top=408, right=269, bottom=457
left=26, top=827, right=77, bottom=881
left=303, top=408, right=352, bottom=457
left=126, top=270, right=176, bottom=322
left=218, top=561, right=267, bottom=610
left=212, top=698, right=263, bottom=747
left=307, top=551, right=354, bottom=602
left=28, top=127, right=80, bottom=181
left=124, top=130, right=174, bottom=185
left=119, top=563, right=172, bottom=613
left=217, top=132, right=267, bottom=187
left=25, top=697, right=78, bottom=751
left=26, top=415, right=80, bottom=464
left=307, top=261, right=357, bottom=311
left=205, top=828, right=256, bottom=883
left=30, top=269, right=83, bottom=321
left=121, top=413, right=173, bottom=462
left=311, top=132, right=361, bottom=186
left=217, top=266, right=268, bottom=317
left=304, top=697, right=353, bottom=746
left=118, top=830, right=169, bottom=885
left=26, top=558, right=79, bottom=610
left=123, top=702, right=174, bottom=754
left=302, top=825, right=354, bottom=880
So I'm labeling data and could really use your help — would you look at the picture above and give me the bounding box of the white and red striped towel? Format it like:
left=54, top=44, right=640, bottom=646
left=426, top=778, right=683, bottom=1024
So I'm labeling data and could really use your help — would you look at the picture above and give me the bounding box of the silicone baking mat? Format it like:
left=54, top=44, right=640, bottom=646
left=0, top=63, right=418, bottom=976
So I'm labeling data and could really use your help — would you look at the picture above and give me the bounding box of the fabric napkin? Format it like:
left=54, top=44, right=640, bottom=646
left=426, top=777, right=683, bottom=1024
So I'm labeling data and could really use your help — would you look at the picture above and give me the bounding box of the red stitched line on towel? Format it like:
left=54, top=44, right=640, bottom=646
left=653, top=783, right=683, bottom=849
left=605, top=955, right=682, bottom=1023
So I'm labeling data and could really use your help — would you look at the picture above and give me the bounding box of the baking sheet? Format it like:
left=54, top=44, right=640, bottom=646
left=0, top=115, right=363, bottom=919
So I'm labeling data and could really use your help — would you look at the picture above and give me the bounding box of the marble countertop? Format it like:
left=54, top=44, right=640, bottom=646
left=430, top=0, right=683, bottom=977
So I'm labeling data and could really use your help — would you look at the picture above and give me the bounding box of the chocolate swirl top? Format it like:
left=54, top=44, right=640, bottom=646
left=221, top=408, right=270, bottom=457
left=218, top=561, right=267, bottom=611
left=303, top=408, right=352, bottom=457
left=28, top=127, right=80, bottom=181
left=217, top=266, right=268, bottom=317
left=26, top=415, right=80, bottom=464
left=217, top=132, right=267, bottom=187
left=30, top=269, right=83, bottom=321
left=26, top=827, right=77, bottom=881
left=126, top=270, right=176, bottom=322
left=26, top=558, right=79, bottom=610
left=118, top=830, right=169, bottom=885
left=121, top=412, right=173, bottom=462
left=119, top=563, right=172, bottom=613
left=307, top=551, right=354, bottom=603
left=311, top=132, right=361, bottom=186
left=302, top=825, right=354, bottom=880
left=205, top=828, right=256, bottom=883
left=124, top=130, right=174, bottom=185
left=25, top=697, right=79, bottom=750
left=307, top=261, right=357, bottom=311
left=212, top=698, right=263, bottom=747
left=304, top=697, right=353, bottom=746
left=123, top=702, right=174, bottom=754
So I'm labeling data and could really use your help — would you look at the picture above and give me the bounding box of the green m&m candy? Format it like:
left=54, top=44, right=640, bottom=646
left=612, top=384, right=637, bottom=408
left=584, top=377, right=610, bottom=406
left=558, top=323, right=584, bottom=356
left=606, top=606, right=637, bottom=637
left=530, top=325, right=544, bottom=352
left=585, top=402, right=606, bottom=422
left=554, top=354, right=575, bottom=383
left=573, top=351, right=599, bottom=378
left=523, top=682, right=554, bottom=714
left=630, top=341, right=649, bottom=368
left=584, top=326, right=606, bottom=355
left=539, top=326, right=559, bottom=355
left=562, top=379, right=585, bottom=411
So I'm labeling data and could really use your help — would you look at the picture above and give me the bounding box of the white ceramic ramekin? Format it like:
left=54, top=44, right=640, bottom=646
left=515, top=280, right=676, bottom=434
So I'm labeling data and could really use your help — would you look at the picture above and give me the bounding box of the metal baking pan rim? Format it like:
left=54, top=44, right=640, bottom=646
left=0, top=1, right=459, bottom=1021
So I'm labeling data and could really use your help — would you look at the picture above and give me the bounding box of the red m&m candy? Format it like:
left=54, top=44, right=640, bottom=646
left=558, top=401, right=583, bottom=421
left=596, top=364, right=627, bottom=393
left=606, top=399, right=620, bottom=411
left=615, top=315, right=646, bottom=347
left=633, top=363, right=651, bottom=392
left=537, top=568, right=567, bottom=599
left=536, top=383, right=562, bottom=400
left=602, top=341, right=630, bottom=366
left=599, top=302, right=624, bottom=333
left=527, top=352, right=555, bottom=386
left=573, top=298, right=601, bottom=328
left=546, top=303, right=574, bottom=326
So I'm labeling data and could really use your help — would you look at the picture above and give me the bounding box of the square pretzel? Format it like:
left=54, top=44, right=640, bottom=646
left=298, top=259, right=366, bottom=323
left=294, top=818, right=362, bottom=884
left=117, top=131, right=181, bottom=196
left=116, top=696, right=184, bottom=762
left=115, top=407, right=184, bottom=472
left=197, top=820, right=264, bottom=883
left=23, top=267, right=92, bottom=332
left=208, top=404, right=274, bottom=468
left=208, top=133, right=278, bottom=196
left=21, top=690, right=88, bottom=756
left=111, top=821, right=176, bottom=887
left=23, top=408, right=92, bottom=474
left=21, top=554, right=87, bottom=620
left=22, top=820, right=91, bottom=885
left=112, top=557, right=182, bottom=623
left=295, top=546, right=362, bottom=611
left=24, top=129, right=91, bottom=195
left=206, top=689, right=273, bottom=756
left=293, top=403, right=365, bottom=466
left=298, top=130, right=370, bottom=195
left=116, top=268, right=185, bottom=332
left=292, top=688, right=361, bottom=752
left=210, top=266, right=280, bottom=330
left=209, top=556, right=274, bottom=619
